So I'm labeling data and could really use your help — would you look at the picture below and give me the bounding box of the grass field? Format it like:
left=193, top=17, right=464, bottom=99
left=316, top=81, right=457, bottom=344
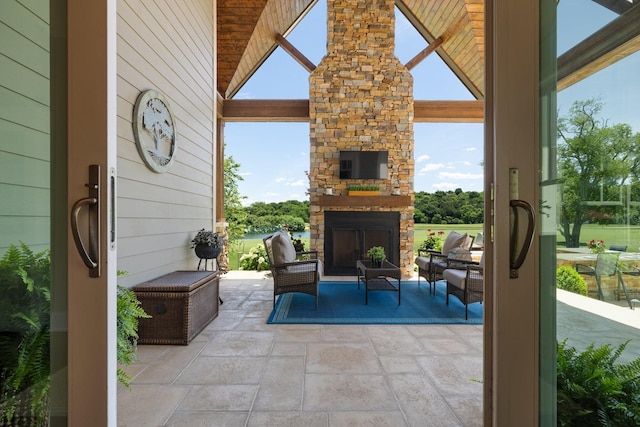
left=227, top=223, right=640, bottom=270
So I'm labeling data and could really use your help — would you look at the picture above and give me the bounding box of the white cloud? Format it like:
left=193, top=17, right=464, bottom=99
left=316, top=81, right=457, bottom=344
left=239, top=172, right=253, bottom=177
left=432, top=182, right=459, bottom=191
left=439, top=172, right=483, bottom=180
left=465, top=147, right=477, bottom=152
left=416, top=155, right=431, bottom=163
left=274, top=177, right=286, bottom=183
left=289, top=179, right=306, bottom=187
left=419, top=163, right=445, bottom=173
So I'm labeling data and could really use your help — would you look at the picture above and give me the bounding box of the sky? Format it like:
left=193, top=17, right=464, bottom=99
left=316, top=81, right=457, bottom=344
left=224, top=1, right=483, bottom=205
left=224, top=0, right=640, bottom=206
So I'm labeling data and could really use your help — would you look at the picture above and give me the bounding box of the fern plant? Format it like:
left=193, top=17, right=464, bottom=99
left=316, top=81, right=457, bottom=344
left=117, top=271, right=151, bottom=387
left=557, top=340, right=640, bottom=426
left=0, top=243, right=51, bottom=425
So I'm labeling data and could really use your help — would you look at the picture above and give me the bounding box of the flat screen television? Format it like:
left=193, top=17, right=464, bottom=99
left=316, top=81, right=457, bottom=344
left=339, top=151, right=388, bottom=179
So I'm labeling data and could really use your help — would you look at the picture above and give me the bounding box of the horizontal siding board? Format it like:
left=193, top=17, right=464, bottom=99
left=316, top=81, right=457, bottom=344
left=117, top=179, right=213, bottom=210
left=116, top=257, right=193, bottom=289
left=116, top=5, right=212, bottom=105
left=0, top=152, right=49, bottom=188
left=0, top=22, right=48, bottom=77
left=0, top=119, right=48, bottom=159
left=0, top=86, right=49, bottom=132
left=116, top=56, right=213, bottom=142
left=117, top=0, right=215, bottom=276
left=117, top=217, right=214, bottom=239
left=0, top=54, right=49, bottom=105
left=117, top=157, right=212, bottom=197
left=117, top=198, right=212, bottom=220
left=0, top=184, right=49, bottom=216
left=0, top=1, right=49, bottom=51
left=16, top=0, right=48, bottom=22
left=0, top=216, right=49, bottom=251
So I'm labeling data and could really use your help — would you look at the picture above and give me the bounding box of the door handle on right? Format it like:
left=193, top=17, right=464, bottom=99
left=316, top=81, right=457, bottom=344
left=70, top=164, right=101, bottom=277
left=509, top=199, right=536, bottom=278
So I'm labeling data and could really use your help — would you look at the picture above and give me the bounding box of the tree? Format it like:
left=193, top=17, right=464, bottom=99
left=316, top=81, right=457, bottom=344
left=557, top=99, right=640, bottom=247
left=224, top=153, right=247, bottom=243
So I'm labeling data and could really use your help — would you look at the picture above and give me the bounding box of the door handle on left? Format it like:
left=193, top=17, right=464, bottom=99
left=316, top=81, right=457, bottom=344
left=71, top=165, right=101, bottom=277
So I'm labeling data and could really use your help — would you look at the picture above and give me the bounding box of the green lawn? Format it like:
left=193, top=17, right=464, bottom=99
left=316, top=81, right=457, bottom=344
left=226, top=223, right=640, bottom=270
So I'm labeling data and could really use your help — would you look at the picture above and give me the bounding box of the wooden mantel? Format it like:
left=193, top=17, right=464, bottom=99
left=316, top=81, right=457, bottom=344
left=318, top=195, right=412, bottom=207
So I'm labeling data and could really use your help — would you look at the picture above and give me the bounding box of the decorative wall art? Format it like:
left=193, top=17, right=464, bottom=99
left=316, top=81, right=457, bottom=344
left=132, top=89, right=177, bottom=173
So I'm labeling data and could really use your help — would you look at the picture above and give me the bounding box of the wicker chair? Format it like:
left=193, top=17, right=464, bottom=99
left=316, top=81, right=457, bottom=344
left=263, top=231, right=322, bottom=309
left=442, top=252, right=484, bottom=320
left=575, top=252, right=620, bottom=301
left=415, top=231, right=474, bottom=295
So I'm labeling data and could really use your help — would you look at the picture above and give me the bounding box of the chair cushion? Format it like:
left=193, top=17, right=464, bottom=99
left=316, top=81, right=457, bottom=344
left=441, top=231, right=468, bottom=255
left=415, top=256, right=430, bottom=270
left=271, top=231, right=296, bottom=265
left=443, top=268, right=467, bottom=290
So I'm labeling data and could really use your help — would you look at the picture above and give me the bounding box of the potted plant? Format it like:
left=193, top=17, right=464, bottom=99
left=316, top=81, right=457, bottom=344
left=367, top=246, right=386, bottom=267
left=191, top=229, right=226, bottom=260
left=348, top=184, right=381, bottom=196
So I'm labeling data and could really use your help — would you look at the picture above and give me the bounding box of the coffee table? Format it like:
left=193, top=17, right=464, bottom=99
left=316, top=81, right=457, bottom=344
left=356, top=259, right=402, bottom=304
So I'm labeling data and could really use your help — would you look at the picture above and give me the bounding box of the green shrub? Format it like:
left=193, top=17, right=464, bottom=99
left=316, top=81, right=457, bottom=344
left=556, top=266, right=588, bottom=296
left=557, top=340, right=640, bottom=426
left=116, top=277, right=151, bottom=387
left=239, top=244, right=270, bottom=271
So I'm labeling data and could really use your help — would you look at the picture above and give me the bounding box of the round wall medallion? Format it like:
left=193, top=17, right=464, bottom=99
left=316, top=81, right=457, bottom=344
left=132, top=89, right=177, bottom=173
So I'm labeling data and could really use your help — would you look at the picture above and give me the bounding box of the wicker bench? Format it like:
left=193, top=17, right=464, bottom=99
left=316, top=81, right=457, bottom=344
left=133, top=270, right=220, bottom=345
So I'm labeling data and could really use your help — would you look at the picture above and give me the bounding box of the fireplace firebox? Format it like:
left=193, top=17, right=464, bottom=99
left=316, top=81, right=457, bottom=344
left=324, top=211, right=400, bottom=275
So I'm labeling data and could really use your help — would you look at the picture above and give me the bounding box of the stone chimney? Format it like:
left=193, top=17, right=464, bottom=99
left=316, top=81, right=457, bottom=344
left=309, top=0, right=414, bottom=276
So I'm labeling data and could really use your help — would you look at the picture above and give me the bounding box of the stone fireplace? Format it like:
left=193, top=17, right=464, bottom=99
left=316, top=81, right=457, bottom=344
left=309, top=0, right=414, bottom=276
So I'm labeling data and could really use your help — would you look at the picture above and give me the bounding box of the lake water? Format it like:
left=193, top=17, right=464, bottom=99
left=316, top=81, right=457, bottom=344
left=243, top=231, right=310, bottom=240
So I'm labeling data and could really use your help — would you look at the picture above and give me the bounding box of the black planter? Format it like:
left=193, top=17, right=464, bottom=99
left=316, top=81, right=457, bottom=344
left=195, top=244, right=221, bottom=260
left=371, top=257, right=384, bottom=268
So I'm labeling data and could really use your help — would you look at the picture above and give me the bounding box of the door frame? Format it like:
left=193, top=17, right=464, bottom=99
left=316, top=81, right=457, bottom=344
left=66, top=0, right=118, bottom=424
left=485, top=0, right=542, bottom=425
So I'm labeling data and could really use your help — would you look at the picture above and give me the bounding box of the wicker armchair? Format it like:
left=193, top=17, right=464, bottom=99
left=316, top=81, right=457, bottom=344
left=263, top=231, right=322, bottom=309
left=415, top=231, right=474, bottom=295
left=442, top=252, right=484, bottom=320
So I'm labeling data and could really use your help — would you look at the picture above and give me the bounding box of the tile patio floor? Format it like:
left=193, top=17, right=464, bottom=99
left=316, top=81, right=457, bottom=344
left=117, top=271, right=640, bottom=426
left=117, top=271, right=484, bottom=426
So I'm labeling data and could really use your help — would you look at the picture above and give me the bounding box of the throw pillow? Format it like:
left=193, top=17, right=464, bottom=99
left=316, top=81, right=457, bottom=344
left=441, top=231, right=468, bottom=255
left=448, top=247, right=472, bottom=261
left=271, top=231, right=296, bottom=265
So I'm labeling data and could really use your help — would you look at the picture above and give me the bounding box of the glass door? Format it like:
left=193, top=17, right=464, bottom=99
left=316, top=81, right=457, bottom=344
left=489, top=0, right=640, bottom=424
left=1, top=1, right=117, bottom=425
left=542, top=0, right=640, bottom=425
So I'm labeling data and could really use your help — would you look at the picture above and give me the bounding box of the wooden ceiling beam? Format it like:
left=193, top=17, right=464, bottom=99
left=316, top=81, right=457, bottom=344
left=558, top=4, right=640, bottom=90
left=405, top=37, right=443, bottom=70
left=275, top=33, right=316, bottom=72
left=414, top=100, right=484, bottom=123
left=221, top=99, right=484, bottom=123
left=223, top=99, right=310, bottom=122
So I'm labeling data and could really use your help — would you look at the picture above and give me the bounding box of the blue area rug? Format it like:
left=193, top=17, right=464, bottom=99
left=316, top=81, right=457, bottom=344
left=267, top=280, right=482, bottom=325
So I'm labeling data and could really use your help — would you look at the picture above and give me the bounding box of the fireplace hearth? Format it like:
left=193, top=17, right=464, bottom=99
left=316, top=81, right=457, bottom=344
left=324, top=211, right=400, bottom=275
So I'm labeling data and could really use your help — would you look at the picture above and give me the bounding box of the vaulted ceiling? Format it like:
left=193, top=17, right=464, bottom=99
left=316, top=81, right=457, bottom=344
left=216, top=0, right=486, bottom=100
left=216, top=0, right=640, bottom=101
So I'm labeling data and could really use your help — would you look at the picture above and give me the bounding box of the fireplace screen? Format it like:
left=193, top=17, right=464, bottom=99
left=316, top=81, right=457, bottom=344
left=324, top=211, right=400, bottom=275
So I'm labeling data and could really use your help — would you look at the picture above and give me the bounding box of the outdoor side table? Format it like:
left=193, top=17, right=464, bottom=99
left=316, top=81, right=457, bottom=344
left=356, top=259, right=402, bottom=304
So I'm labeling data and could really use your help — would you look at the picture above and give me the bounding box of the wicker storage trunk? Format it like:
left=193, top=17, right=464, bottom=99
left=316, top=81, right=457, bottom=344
left=133, top=270, right=220, bottom=345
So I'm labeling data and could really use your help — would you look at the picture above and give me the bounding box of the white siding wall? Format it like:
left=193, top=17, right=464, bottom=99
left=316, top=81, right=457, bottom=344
left=116, top=0, right=215, bottom=286
left=0, top=1, right=50, bottom=253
